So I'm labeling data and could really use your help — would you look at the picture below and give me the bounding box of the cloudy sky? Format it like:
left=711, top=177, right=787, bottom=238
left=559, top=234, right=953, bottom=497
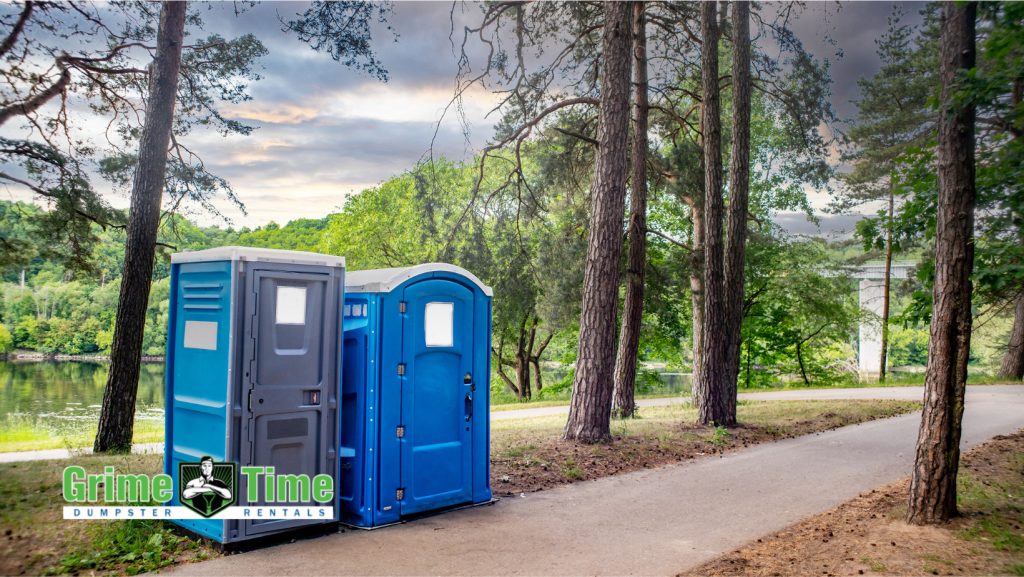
left=4, top=1, right=929, bottom=236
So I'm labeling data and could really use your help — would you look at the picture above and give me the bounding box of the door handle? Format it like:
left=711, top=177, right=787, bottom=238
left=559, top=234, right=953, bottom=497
left=464, top=392, right=473, bottom=421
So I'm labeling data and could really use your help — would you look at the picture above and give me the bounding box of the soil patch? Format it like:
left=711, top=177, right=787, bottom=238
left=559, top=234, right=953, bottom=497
left=683, top=430, right=1024, bottom=577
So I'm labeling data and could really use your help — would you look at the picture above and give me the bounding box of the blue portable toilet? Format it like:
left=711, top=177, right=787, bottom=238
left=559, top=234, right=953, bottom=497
left=164, top=247, right=344, bottom=544
left=339, top=263, right=492, bottom=527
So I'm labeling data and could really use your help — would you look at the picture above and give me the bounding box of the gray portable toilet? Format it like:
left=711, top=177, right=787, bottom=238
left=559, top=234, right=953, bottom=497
left=164, top=247, right=344, bottom=544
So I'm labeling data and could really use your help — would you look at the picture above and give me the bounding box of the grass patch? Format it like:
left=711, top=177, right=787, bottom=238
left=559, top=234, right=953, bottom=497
left=53, top=519, right=207, bottom=575
left=958, top=465, right=1024, bottom=554
left=710, top=426, right=730, bottom=446
left=490, top=390, right=690, bottom=412
left=562, top=457, right=583, bottom=480
left=0, top=453, right=217, bottom=576
left=861, top=555, right=887, bottom=572
left=491, top=399, right=918, bottom=436
left=0, top=417, right=163, bottom=453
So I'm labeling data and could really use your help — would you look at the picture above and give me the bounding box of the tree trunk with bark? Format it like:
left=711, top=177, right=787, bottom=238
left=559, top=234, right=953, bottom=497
left=530, top=330, right=553, bottom=392
left=494, top=321, right=540, bottom=401
left=564, top=1, right=632, bottom=443
left=690, top=198, right=704, bottom=392
left=94, top=1, right=187, bottom=453
left=722, top=0, right=751, bottom=418
left=998, top=291, right=1024, bottom=380
left=693, top=0, right=733, bottom=427
left=612, top=1, right=649, bottom=419
left=880, top=183, right=895, bottom=382
left=515, top=347, right=531, bottom=401
left=907, top=1, right=976, bottom=525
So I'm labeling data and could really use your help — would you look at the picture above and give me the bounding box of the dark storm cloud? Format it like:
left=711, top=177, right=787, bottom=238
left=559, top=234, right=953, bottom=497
left=784, top=1, right=927, bottom=123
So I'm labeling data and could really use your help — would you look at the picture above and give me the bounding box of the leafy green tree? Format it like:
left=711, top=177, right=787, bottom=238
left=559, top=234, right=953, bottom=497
left=0, top=323, right=12, bottom=354
left=739, top=236, right=861, bottom=387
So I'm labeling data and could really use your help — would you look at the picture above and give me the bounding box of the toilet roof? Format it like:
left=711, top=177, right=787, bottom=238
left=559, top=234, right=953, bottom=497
left=171, top=246, right=344, bottom=267
left=345, top=263, right=492, bottom=296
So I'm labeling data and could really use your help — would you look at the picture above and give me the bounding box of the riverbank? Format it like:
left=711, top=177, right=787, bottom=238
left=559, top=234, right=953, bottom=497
left=4, top=350, right=164, bottom=362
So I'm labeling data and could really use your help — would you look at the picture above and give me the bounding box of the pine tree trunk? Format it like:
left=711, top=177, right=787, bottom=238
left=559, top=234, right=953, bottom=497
left=880, top=183, right=895, bottom=382
left=612, top=1, right=648, bottom=420
left=722, top=0, right=751, bottom=421
left=907, top=1, right=976, bottom=525
left=690, top=202, right=704, bottom=388
left=693, top=0, right=733, bottom=427
left=564, top=1, right=632, bottom=444
left=998, top=291, right=1024, bottom=380
left=94, top=1, right=186, bottom=453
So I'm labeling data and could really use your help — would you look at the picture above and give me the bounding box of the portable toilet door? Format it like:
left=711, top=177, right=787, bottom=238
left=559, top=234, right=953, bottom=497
left=239, top=258, right=341, bottom=538
left=342, top=264, right=492, bottom=526
left=399, top=276, right=476, bottom=514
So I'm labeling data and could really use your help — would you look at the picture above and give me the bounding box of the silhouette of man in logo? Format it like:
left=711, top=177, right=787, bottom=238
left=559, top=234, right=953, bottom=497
left=182, top=456, right=233, bottom=516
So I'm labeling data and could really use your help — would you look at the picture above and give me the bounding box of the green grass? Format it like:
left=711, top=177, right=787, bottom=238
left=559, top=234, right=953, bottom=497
left=491, top=390, right=691, bottom=412
left=861, top=555, right=887, bottom=573
left=710, top=426, right=730, bottom=446
left=52, top=518, right=208, bottom=576
left=955, top=448, right=1024, bottom=575
left=0, top=453, right=217, bottom=576
left=0, top=417, right=163, bottom=453
left=492, top=399, right=919, bottom=436
left=742, top=371, right=1023, bottom=390
left=562, top=457, right=583, bottom=480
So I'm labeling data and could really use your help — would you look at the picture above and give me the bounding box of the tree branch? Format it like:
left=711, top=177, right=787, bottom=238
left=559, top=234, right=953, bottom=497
left=554, top=126, right=599, bottom=147
left=0, top=1, right=33, bottom=59
left=645, top=227, right=693, bottom=251
left=0, top=56, right=71, bottom=127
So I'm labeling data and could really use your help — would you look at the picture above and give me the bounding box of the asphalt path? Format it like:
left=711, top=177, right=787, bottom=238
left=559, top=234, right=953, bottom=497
left=165, top=385, right=1024, bottom=576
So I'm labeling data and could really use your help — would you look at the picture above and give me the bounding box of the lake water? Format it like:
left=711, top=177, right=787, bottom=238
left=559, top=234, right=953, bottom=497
left=0, top=360, right=691, bottom=449
left=0, top=360, right=164, bottom=445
